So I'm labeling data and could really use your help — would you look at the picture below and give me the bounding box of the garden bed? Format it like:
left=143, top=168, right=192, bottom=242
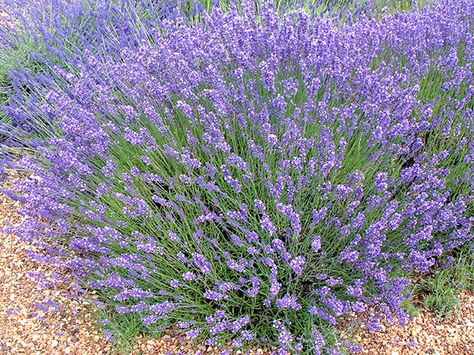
left=1, top=0, right=474, bottom=353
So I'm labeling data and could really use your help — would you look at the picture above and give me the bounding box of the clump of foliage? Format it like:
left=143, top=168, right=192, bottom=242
left=2, top=0, right=474, bottom=354
left=414, top=248, right=474, bottom=318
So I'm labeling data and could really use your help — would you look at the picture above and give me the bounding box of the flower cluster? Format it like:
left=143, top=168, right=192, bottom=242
left=3, top=0, right=474, bottom=353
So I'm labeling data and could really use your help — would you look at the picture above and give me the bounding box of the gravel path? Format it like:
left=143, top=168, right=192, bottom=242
left=341, top=292, right=474, bottom=354
left=0, top=172, right=111, bottom=354
left=1, top=172, right=473, bottom=354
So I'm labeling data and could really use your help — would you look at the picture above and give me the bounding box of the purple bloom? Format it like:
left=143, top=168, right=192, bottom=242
left=374, top=172, right=388, bottom=192
left=312, top=327, right=326, bottom=354
left=186, top=328, right=201, bottom=339
left=230, top=315, right=250, bottom=333
left=204, top=290, right=227, bottom=301
left=183, top=271, right=197, bottom=281
left=150, top=301, right=175, bottom=316
left=210, top=320, right=229, bottom=335
left=192, top=253, right=212, bottom=274
left=277, top=203, right=301, bottom=236
left=170, top=280, right=180, bottom=288
left=290, top=256, right=305, bottom=276
left=311, top=235, right=322, bottom=253
left=312, top=207, right=329, bottom=225
left=246, top=276, right=260, bottom=298
left=275, top=294, right=302, bottom=310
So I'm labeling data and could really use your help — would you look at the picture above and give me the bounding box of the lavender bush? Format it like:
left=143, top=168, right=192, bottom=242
left=0, top=0, right=426, bottom=115
left=2, top=0, right=474, bottom=353
left=0, top=0, right=171, bottom=127
left=0, top=0, right=430, bottom=140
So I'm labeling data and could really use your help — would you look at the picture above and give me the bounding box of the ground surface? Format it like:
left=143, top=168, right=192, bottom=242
left=1, top=172, right=473, bottom=354
left=340, top=294, right=474, bottom=354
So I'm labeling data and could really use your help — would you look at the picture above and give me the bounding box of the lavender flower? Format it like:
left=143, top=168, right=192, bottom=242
left=290, top=256, right=305, bottom=276
left=275, top=294, right=302, bottom=311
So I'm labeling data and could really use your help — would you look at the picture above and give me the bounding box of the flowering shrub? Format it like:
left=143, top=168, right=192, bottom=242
left=4, top=1, right=474, bottom=353
left=0, top=0, right=426, bottom=141
left=0, top=0, right=295, bottom=141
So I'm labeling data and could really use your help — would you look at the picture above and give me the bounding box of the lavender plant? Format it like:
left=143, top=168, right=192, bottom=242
left=0, top=0, right=185, bottom=141
left=0, top=0, right=434, bottom=141
left=3, top=0, right=474, bottom=353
